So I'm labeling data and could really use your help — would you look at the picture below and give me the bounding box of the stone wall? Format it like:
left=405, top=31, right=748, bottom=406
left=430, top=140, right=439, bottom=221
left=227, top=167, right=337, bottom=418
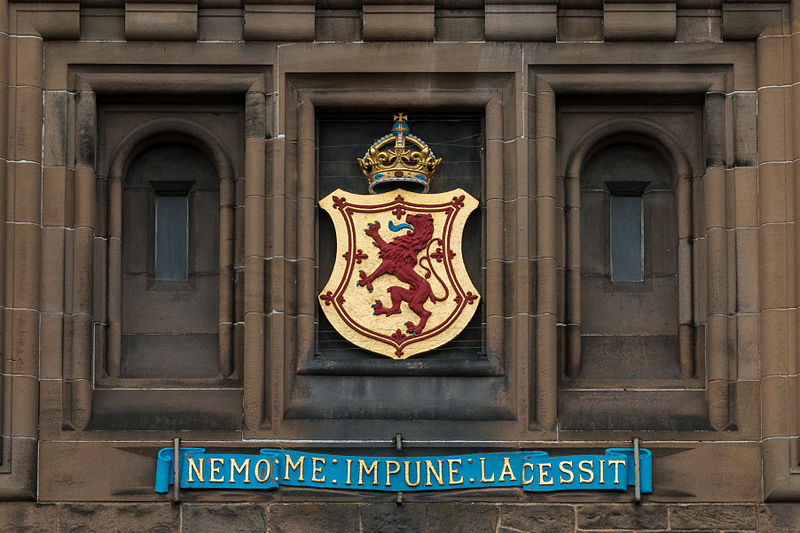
left=3, top=502, right=799, bottom=532
left=3, top=0, right=800, bottom=530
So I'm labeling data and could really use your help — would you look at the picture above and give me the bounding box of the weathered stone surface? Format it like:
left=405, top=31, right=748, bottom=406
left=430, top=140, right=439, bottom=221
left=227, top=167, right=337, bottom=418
left=125, top=2, right=197, bottom=41
left=670, top=504, right=757, bottom=530
left=362, top=2, right=434, bottom=41
left=57, top=504, right=177, bottom=533
left=0, top=502, right=789, bottom=532
left=424, top=503, right=499, bottom=533
left=2, top=0, right=797, bottom=526
left=268, top=503, right=359, bottom=533
left=576, top=503, right=667, bottom=530
left=359, top=503, right=426, bottom=533
left=758, top=504, right=800, bottom=533
left=182, top=504, right=267, bottom=533
left=498, top=504, right=574, bottom=532
left=0, top=503, right=57, bottom=532
left=244, top=2, right=314, bottom=41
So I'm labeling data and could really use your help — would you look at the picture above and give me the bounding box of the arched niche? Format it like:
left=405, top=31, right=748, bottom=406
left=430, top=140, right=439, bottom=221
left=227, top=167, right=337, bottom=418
left=100, top=121, right=236, bottom=382
left=563, top=119, right=695, bottom=383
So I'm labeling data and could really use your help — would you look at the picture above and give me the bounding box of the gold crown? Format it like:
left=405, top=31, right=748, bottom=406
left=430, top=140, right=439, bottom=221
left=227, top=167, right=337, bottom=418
left=357, top=113, right=442, bottom=193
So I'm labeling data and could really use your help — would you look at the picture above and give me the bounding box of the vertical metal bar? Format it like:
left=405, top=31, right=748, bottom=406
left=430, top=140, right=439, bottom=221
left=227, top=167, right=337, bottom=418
left=173, top=438, right=181, bottom=503
left=633, top=437, right=641, bottom=504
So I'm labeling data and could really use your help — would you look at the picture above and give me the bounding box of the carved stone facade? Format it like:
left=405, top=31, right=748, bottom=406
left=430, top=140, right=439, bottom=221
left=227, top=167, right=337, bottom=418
left=1, top=0, right=800, bottom=531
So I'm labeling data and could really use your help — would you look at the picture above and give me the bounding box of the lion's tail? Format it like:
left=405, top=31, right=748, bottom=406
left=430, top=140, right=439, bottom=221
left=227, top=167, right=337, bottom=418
left=422, top=239, right=449, bottom=303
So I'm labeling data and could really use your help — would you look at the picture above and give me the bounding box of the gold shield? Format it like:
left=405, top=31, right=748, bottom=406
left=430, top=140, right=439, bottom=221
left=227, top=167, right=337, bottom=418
left=319, top=188, right=480, bottom=359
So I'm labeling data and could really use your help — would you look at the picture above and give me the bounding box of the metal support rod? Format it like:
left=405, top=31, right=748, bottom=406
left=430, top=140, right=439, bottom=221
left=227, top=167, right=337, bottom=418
left=396, top=491, right=403, bottom=505
left=394, top=433, right=403, bottom=451
left=633, top=437, right=641, bottom=504
left=173, top=438, right=181, bottom=504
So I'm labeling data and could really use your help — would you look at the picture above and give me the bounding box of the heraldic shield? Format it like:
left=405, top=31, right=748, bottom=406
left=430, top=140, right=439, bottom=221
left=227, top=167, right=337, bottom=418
left=318, top=188, right=480, bottom=359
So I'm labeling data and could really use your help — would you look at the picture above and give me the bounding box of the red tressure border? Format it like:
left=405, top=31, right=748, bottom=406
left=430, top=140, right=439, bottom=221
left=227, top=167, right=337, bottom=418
left=327, top=194, right=472, bottom=356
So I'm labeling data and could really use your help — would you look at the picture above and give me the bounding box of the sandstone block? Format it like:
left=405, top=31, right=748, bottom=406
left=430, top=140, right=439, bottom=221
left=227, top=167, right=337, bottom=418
left=183, top=504, right=267, bottom=533
left=268, top=503, right=360, bottom=533
left=58, top=504, right=178, bottom=532
left=577, top=503, right=668, bottom=530
left=758, top=504, right=800, bottom=533
left=669, top=503, right=757, bottom=530
left=0, top=502, right=56, bottom=532
left=485, top=1, right=557, bottom=41
left=315, top=7, right=361, bottom=42
left=198, top=7, right=244, bottom=41
left=676, top=8, right=721, bottom=42
left=359, top=503, right=426, bottom=533
left=362, top=2, right=434, bottom=41
left=436, top=6, right=484, bottom=41
left=244, top=2, right=314, bottom=41
left=425, top=503, right=500, bottom=533
left=722, top=3, right=785, bottom=40
left=125, top=2, right=197, bottom=41
left=499, top=504, right=575, bottom=532
left=604, top=2, right=677, bottom=41
left=80, top=7, right=125, bottom=41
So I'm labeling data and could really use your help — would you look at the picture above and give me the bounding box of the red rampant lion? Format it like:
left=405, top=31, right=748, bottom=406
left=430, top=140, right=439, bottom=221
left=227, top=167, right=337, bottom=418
left=357, top=213, right=446, bottom=335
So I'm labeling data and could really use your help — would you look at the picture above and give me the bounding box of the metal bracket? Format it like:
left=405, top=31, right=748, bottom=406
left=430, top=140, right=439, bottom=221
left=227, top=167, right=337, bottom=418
left=173, top=438, right=181, bottom=504
left=633, top=437, right=641, bottom=504
left=394, top=433, right=404, bottom=503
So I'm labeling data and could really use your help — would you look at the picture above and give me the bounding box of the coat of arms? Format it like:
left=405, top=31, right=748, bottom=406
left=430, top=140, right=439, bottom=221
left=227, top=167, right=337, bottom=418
left=318, top=114, right=480, bottom=359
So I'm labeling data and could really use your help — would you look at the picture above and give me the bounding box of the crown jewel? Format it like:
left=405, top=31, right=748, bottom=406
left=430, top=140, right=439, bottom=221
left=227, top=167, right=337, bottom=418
left=358, top=113, right=442, bottom=194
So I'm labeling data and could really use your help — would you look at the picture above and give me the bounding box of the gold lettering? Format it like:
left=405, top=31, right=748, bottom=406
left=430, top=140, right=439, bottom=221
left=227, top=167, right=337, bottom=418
left=498, top=457, right=517, bottom=482
left=479, top=457, right=495, bottom=483
left=538, top=462, right=554, bottom=485
left=312, top=457, right=326, bottom=483
left=255, top=459, right=271, bottom=483
left=230, top=458, right=251, bottom=483
left=578, top=460, right=594, bottom=484
left=447, top=459, right=463, bottom=485
left=284, top=454, right=305, bottom=482
left=608, top=459, right=626, bottom=485
left=358, top=460, right=379, bottom=486
left=522, top=462, right=535, bottom=485
left=403, top=461, right=421, bottom=487
left=187, top=458, right=204, bottom=483
left=425, top=460, right=444, bottom=487
left=385, top=460, right=400, bottom=487
left=209, top=458, right=224, bottom=482
left=345, top=459, right=353, bottom=485
left=598, top=459, right=605, bottom=484
left=558, top=461, right=574, bottom=484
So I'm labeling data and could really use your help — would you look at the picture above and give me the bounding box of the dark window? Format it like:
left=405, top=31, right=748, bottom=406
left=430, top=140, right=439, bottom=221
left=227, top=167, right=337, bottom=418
left=155, top=194, right=189, bottom=281
left=609, top=190, right=643, bottom=282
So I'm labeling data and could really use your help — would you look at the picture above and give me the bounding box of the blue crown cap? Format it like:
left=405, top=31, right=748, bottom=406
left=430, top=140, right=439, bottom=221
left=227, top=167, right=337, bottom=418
left=391, top=113, right=410, bottom=134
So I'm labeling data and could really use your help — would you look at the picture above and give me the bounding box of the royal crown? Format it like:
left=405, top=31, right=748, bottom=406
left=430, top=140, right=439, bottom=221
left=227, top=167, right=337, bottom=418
left=358, top=113, right=442, bottom=194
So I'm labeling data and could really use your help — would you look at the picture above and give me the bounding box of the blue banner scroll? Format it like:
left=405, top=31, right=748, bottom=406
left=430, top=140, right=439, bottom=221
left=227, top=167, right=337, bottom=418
left=155, top=447, right=652, bottom=494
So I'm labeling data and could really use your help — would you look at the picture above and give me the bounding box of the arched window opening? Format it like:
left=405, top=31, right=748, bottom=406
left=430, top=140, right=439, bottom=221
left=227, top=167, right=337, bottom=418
left=121, top=142, right=221, bottom=379
left=577, top=141, right=681, bottom=380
